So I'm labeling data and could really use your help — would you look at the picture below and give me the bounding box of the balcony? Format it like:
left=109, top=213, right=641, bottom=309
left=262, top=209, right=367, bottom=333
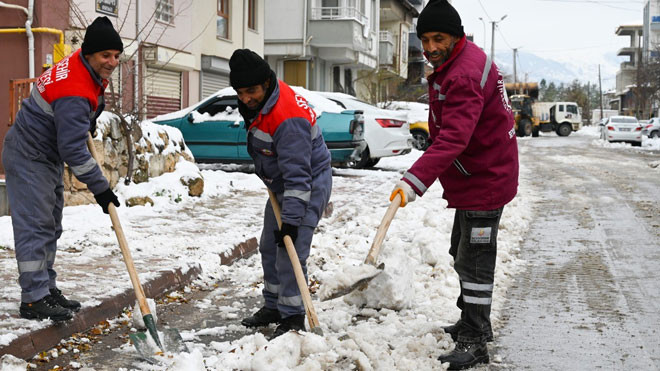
left=308, top=7, right=378, bottom=68
left=617, top=46, right=639, bottom=58
left=310, top=6, right=367, bottom=24
left=379, top=31, right=394, bottom=65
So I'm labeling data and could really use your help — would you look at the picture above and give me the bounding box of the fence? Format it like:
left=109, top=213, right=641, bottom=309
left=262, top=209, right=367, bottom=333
left=9, top=78, right=37, bottom=126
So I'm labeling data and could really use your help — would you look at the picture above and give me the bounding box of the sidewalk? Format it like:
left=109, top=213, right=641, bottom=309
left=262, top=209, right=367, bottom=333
left=0, top=237, right=258, bottom=361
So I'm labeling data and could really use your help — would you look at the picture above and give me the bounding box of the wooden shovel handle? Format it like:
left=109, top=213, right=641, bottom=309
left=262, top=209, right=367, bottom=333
left=267, top=189, right=321, bottom=331
left=87, top=133, right=151, bottom=317
left=364, top=194, right=401, bottom=266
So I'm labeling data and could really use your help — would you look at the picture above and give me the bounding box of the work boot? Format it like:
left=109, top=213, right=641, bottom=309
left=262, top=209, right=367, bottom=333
left=270, top=314, right=305, bottom=340
left=49, top=288, right=81, bottom=312
left=241, top=306, right=281, bottom=328
left=443, top=322, right=493, bottom=342
left=438, top=341, right=489, bottom=370
left=20, top=295, right=73, bottom=322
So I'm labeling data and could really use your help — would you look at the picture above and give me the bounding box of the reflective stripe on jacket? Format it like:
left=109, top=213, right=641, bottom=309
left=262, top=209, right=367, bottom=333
left=247, top=80, right=331, bottom=226
left=404, top=38, right=518, bottom=210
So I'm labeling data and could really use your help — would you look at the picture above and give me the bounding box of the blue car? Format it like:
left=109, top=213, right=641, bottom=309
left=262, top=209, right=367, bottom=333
left=152, top=87, right=365, bottom=166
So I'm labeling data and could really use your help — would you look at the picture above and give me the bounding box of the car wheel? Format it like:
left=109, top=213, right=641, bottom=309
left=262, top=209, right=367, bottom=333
left=532, top=125, right=540, bottom=137
left=411, top=130, right=429, bottom=151
left=517, top=118, right=533, bottom=137
left=366, top=157, right=380, bottom=167
left=651, top=131, right=659, bottom=139
left=350, top=147, right=371, bottom=169
left=557, top=123, right=572, bottom=137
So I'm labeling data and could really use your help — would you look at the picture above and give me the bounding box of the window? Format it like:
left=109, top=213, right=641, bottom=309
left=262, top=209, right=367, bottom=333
left=156, top=0, right=174, bottom=24
left=567, top=105, right=578, bottom=114
left=559, top=105, right=564, bottom=112
left=198, top=96, right=238, bottom=116
left=248, top=0, right=257, bottom=31
left=322, top=0, right=340, bottom=18
left=217, top=0, right=229, bottom=39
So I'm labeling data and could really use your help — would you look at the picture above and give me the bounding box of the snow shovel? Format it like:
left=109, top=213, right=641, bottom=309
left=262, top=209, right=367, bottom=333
left=267, top=189, right=324, bottom=336
left=86, top=134, right=187, bottom=362
left=320, top=194, right=400, bottom=301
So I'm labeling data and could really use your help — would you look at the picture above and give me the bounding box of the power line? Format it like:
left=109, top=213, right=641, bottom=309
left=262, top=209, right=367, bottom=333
left=534, top=0, right=642, bottom=11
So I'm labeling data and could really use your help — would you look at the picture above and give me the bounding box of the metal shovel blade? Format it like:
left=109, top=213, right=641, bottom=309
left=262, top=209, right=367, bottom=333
left=321, top=263, right=384, bottom=302
left=129, top=327, right=188, bottom=364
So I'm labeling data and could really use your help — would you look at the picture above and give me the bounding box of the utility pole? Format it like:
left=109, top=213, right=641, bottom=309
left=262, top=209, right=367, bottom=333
left=598, top=64, right=604, bottom=119
left=586, top=82, right=591, bottom=125
left=513, top=48, right=518, bottom=84
left=490, top=15, right=507, bottom=61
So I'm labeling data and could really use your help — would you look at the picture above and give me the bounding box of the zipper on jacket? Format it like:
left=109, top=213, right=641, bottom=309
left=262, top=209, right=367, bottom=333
left=453, top=159, right=471, bottom=177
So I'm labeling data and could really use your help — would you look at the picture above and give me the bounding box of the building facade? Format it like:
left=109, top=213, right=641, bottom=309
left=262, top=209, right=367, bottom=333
left=264, top=0, right=380, bottom=99
left=613, top=25, right=642, bottom=116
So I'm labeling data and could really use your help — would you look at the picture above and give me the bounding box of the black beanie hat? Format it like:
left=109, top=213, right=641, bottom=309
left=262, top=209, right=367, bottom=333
left=416, top=0, right=464, bottom=38
left=229, top=49, right=272, bottom=89
left=82, top=16, right=123, bottom=55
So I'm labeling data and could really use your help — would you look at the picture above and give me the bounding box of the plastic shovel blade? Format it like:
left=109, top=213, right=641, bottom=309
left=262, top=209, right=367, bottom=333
left=129, top=328, right=188, bottom=364
left=321, top=263, right=384, bottom=302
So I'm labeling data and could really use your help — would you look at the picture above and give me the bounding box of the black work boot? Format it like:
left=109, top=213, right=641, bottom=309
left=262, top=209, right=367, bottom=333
left=438, top=341, right=489, bottom=370
left=20, top=295, right=73, bottom=322
left=270, top=314, right=305, bottom=340
left=241, top=306, right=281, bottom=328
left=443, top=322, right=493, bottom=343
left=50, top=288, right=81, bottom=312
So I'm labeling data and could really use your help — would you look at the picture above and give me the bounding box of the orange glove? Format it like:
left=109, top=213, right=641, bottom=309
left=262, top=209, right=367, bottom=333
left=390, top=180, right=416, bottom=207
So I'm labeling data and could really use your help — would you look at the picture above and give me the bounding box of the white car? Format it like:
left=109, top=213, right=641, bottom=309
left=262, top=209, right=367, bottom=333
left=642, top=117, right=660, bottom=139
left=318, top=92, right=413, bottom=168
left=599, top=116, right=643, bottom=146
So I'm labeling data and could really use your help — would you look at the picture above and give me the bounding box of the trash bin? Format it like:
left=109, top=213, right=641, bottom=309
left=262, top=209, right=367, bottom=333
left=0, top=178, right=9, bottom=216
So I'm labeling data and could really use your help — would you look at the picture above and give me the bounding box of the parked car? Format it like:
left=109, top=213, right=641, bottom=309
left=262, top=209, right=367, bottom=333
left=318, top=92, right=413, bottom=168
left=152, top=87, right=366, bottom=166
left=379, top=101, right=430, bottom=151
left=599, top=116, right=643, bottom=146
left=642, top=117, right=660, bottom=139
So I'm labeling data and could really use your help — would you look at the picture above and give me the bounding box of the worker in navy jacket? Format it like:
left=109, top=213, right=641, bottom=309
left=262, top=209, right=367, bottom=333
left=230, top=49, right=332, bottom=339
left=2, top=16, right=122, bottom=322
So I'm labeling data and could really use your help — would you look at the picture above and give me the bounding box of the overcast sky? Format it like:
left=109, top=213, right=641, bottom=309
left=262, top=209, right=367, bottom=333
left=449, top=0, right=645, bottom=86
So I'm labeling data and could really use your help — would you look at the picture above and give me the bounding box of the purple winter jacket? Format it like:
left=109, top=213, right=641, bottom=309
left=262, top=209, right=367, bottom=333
left=402, top=37, right=519, bottom=211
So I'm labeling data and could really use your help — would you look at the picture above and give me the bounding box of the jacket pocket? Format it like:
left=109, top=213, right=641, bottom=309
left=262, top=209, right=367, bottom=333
left=453, top=159, right=471, bottom=177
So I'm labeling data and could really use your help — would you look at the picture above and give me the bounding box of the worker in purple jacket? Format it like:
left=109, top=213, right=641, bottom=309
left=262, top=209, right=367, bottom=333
left=389, top=1, right=519, bottom=369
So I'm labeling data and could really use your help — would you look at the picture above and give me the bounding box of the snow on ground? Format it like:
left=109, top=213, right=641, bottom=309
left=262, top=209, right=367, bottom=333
left=0, top=146, right=536, bottom=369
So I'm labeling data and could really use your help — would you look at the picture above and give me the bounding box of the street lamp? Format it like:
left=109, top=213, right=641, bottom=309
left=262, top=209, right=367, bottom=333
left=490, top=14, right=507, bottom=61
left=478, top=17, right=487, bottom=51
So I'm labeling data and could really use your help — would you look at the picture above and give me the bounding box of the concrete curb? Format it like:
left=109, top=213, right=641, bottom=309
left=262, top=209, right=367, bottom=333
left=0, top=237, right=258, bottom=360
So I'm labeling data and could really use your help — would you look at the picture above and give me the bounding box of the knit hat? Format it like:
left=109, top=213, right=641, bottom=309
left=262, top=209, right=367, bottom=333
left=229, top=49, right=272, bottom=89
left=82, top=16, right=124, bottom=55
left=416, top=0, right=464, bottom=38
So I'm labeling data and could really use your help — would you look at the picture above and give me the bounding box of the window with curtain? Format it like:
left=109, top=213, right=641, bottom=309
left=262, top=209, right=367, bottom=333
left=217, top=0, right=229, bottom=39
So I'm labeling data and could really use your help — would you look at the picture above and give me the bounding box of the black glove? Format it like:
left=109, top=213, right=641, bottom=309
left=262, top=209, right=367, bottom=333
left=94, top=188, right=120, bottom=214
left=274, top=223, right=298, bottom=248
left=89, top=118, right=97, bottom=136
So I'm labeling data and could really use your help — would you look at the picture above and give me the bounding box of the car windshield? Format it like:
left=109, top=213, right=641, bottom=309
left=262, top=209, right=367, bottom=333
left=611, top=117, right=638, bottom=124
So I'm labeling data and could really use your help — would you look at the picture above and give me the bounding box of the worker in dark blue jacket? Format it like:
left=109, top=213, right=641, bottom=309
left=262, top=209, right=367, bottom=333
left=1, top=17, right=122, bottom=322
left=230, top=49, right=332, bottom=339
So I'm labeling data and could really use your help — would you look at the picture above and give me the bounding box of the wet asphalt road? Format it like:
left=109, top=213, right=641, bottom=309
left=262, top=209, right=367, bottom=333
left=491, top=134, right=660, bottom=370
left=30, top=133, right=660, bottom=370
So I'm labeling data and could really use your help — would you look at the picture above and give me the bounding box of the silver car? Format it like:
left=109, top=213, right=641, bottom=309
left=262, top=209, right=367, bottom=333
left=599, top=116, right=642, bottom=146
left=642, top=117, right=660, bottom=139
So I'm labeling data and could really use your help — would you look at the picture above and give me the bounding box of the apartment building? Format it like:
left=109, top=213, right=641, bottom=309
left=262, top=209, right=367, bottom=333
left=264, top=0, right=379, bottom=99
left=613, top=25, right=642, bottom=116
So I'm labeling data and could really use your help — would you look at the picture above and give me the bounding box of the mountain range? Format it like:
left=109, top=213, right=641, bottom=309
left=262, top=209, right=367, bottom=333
left=492, top=49, right=623, bottom=91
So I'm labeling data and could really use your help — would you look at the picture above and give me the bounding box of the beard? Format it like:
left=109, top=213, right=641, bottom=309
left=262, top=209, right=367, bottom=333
left=427, top=40, right=456, bottom=68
